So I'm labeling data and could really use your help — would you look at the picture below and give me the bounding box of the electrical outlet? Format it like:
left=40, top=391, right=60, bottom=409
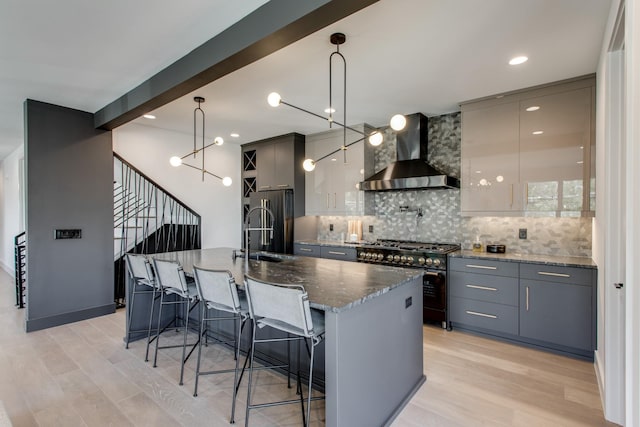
left=369, top=225, right=374, bottom=233
left=519, top=228, right=527, bottom=239
left=329, top=224, right=334, bottom=231
left=405, top=296, right=412, bottom=308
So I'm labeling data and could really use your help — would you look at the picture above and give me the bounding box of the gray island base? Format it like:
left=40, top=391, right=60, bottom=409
left=126, top=248, right=425, bottom=426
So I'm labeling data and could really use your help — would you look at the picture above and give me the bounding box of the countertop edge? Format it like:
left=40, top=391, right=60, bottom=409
left=450, top=250, right=597, bottom=269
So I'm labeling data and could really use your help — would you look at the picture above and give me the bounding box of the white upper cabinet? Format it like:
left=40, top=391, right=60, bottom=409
left=305, top=124, right=373, bottom=216
left=461, top=75, right=595, bottom=217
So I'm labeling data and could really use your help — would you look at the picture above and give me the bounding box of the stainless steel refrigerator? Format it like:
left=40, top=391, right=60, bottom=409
left=248, top=189, right=294, bottom=254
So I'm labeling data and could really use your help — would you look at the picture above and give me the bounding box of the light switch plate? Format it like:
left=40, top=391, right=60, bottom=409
left=519, top=228, right=527, bottom=239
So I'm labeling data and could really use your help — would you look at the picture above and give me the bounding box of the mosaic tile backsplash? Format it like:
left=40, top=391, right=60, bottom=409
left=315, top=112, right=592, bottom=257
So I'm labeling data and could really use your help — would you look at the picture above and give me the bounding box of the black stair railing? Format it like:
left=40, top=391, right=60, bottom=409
left=14, top=231, right=26, bottom=308
left=114, top=153, right=201, bottom=307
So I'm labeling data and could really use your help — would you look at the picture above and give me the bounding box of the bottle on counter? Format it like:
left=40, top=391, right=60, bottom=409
left=472, top=236, right=483, bottom=252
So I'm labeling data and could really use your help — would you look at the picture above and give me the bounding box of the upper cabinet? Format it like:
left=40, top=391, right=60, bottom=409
left=305, top=124, right=374, bottom=216
left=460, top=75, right=595, bottom=217
left=241, top=133, right=305, bottom=218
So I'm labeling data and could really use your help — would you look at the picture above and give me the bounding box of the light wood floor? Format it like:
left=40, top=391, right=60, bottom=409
left=0, top=270, right=616, bottom=426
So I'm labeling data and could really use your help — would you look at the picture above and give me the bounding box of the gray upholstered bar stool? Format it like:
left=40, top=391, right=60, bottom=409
left=192, top=266, right=250, bottom=423
left=243, top=275, right=325, bottom=427
left=124, top=253, right=159, bottom=361
left=151, top=258, right=200, bottom=386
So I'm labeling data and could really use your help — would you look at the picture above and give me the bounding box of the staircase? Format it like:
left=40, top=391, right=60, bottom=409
left=113, top=153, right=201, bottom=307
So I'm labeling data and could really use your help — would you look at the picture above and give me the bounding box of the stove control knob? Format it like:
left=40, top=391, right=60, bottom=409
left=433, top=258, right=441, bottom=267
left=359, top=252, right=366, bottom=258
left=418, top=257, right=426, bottom=265
left=393, top=255, right=401, bottom=262
left=387, top=254, right=394, bottom=262
left=377, top=253, right=385, bottom=261
left=400, top=255, right=407, bottom=263
left=425, top=258, right=433, bottom=266
left=365, top=252, right=372, bottom=259
left=406, top=256, right=414, bottom=264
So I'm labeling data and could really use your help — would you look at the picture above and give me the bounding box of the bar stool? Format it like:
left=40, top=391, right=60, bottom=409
left=124, top=253, right=159, bottom=361
left=192, top=267, right=250, bottom=423
left=151, top=258, right=200, bottom=386
left=243, top=275, right=325, bottom=427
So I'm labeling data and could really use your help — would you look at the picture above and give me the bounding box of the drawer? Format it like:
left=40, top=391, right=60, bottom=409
left=450, top=257, right=518, bottom=277
left=449, top=271, right=518, bottom=306
left=519, top=263, right=593, bottom=286
left=450, top=297, right=518, bottom=335
left=293, top=243, right=321, bottom=257
left=320, top=246, right=357, bottom=261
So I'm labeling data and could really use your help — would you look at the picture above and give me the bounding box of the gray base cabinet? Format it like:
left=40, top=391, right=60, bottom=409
left=294, top=243, right=357, bottom=262
left=449, top=257, right=596, bottom=360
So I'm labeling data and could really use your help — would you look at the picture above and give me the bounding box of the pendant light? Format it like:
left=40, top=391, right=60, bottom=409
left=169, top=97, right=232, bottom=186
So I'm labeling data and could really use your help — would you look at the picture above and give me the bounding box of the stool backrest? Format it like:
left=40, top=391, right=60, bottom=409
left=125, top=253, right=154, bottom=283
left=193, top=267, right=241, bottom=313
left=244, top=275, right=314, bottom=337
left=152, top=258, right=190, bottom=295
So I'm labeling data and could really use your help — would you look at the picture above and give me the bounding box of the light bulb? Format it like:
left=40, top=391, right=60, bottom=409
left=303, top=159, right=316, bottom=172
left=509, top=56, right=528, bottom=65
left=214, top=137, right=224, bottom=145
left=390, top=114, right=407, bottom=131
left=169, top=156, right=182, bottom=167
left=368, top=131, right=383, bottom=146
left=222, top=177, right=232, bottom=187
left=267, top=92, right=281, bottom=107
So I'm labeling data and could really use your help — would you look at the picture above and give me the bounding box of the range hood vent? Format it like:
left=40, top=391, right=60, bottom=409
left=359, top=113, right=459, bottom=191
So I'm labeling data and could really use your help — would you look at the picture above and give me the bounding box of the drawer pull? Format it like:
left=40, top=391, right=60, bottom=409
left=465, top=310, right=497, bottom=319
left=537, top=271, right=571, bottom=278
left=277, top=184, right=289, bottom=188
left=299, top=248, right=312, bottom=252
left=465, top=264, right=498, bottom=270
left=466, top=284, right=497, bottom=292
left=425, top=272, right=440, bottom=277
left=328, top=251, right=346, bottom=256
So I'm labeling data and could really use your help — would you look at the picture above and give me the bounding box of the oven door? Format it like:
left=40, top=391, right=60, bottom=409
left=423, top=270, right=447, bottom=327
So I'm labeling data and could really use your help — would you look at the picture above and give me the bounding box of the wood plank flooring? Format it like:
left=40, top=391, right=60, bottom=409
left=0, top=270, right=616, bottom=426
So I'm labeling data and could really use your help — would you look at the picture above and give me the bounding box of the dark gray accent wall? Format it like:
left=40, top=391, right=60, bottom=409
left=94, top=0, right=379, bottom=130
left=24, top=100, right=114, bottom=332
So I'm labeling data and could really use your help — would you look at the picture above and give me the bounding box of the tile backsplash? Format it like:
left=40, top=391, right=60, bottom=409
left=314, top=112, right=592, bottom=258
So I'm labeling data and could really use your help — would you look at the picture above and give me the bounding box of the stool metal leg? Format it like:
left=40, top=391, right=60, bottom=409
left=179, top=298, right=190, bottom=386
left=153, top=288, right=165, bottom=368
left=244, top=319, right=257, bottom=427
left=125, top=281, right=137, bottom=349
left=193, top=302, right=206, bottom=397
left=144, top=286, right=158, bottom=362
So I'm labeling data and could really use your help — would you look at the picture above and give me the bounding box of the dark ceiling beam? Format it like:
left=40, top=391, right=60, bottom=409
left=94, top=0, right=379, bottom=130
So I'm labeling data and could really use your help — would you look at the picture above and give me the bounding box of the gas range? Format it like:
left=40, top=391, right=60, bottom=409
left=356, top=239, right=460, bottom=270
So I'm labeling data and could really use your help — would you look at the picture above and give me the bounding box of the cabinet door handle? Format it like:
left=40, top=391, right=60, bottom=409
left=334, top=192, right=337, bottom=208
left=510, top=184, right=514, bottom=207
left=525, top=184, right=529, bottom=207
left=328, top=251, right=346, bottom=256
left=537, top=271, right=571, bottom=278
left=326, top=193, right=330, bottom=209
left=277, top=184, right=289, bottom=188
left=465, top=264, right=498, bottom=270
left=526, top=286, right=530, bottom=311
left=466, top=284, right=497, bottom=291
left=259, top=185, right=271, bottom=190
left=299, top=248, right=312, bottom=252
left=466, top=310, right=497, bottom=319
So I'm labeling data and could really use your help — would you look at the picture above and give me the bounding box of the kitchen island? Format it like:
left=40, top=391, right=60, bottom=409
left=126, top=248, right=425, bottom=427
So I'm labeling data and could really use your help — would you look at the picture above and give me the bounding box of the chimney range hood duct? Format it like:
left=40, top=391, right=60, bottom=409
left=359, top=113, right=460, bottom=191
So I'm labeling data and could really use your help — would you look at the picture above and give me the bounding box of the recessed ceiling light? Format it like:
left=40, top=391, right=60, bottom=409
left=143, top=114, right=156, bottom=119
left=580, top=146, right=584, bottom=149
left=532, top=130, right=544, bottom=135
left=230, top=133, right=239, bottom=138
left=324, top=107, right=336, bottom=114
left=509, top=56, right=528, bottom=65
left=475, top=170, right=482, bottom=174
left=577, top=161, right=584, bottom=164
left=525, top=106, right=540, bottom=112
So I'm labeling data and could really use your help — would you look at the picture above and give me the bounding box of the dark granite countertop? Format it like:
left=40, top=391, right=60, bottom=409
left=450, top=250, right=596, bottom=269
left=151, top=248, right=422, bottom=313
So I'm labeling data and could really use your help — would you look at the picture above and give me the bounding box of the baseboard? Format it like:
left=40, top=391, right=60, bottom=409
left=25, top=303, right=115, bottom=332
left=594, top=349, right=605, bottom=414
left=0, top=261, right=14, bottom=279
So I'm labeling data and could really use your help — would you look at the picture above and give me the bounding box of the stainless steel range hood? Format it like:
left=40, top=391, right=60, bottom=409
left=359, top=113, right=459, bottom=191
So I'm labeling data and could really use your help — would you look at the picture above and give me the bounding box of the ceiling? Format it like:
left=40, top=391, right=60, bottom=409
left=1, top=0, right=612, bottom=160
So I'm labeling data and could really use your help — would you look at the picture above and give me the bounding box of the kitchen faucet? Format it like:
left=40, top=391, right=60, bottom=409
left=239, top=206, right=275, bottom=262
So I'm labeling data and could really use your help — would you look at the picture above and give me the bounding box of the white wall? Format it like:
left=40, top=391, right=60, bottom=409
left=0, top=145, right=24, bottom=275
left=113, top=123, right=242, bottom=249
